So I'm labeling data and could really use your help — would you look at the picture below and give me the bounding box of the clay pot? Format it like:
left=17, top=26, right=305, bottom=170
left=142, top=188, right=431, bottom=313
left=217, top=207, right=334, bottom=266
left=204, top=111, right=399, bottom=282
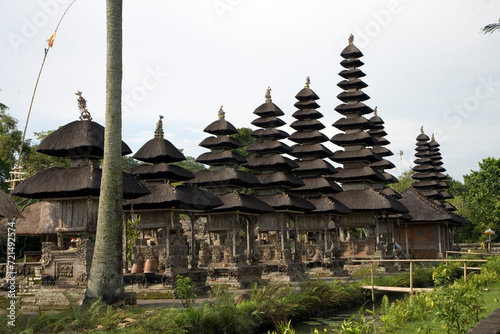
left=143, top=258, right=158, bottom=273
left=131, top=263, right=143, bottom=274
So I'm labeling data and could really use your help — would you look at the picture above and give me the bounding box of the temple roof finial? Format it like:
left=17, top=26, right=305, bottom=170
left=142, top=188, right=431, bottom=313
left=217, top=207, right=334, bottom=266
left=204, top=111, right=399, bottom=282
left=154, top=115, right=164, bottom=138
left=305, top=76, right=310, bottom=88
left=420, top=126, right=424, bottom=134
left=348, top=34, right=354, bottom=45
left=265, top=86, right=272, bottom=102
left=431, top=133, right=435, bottom=141
left=75, top=91, right=92, bottom=121
left=218, top=105, right=225, bottom=120
left=374, top=106, right=378, bottom=116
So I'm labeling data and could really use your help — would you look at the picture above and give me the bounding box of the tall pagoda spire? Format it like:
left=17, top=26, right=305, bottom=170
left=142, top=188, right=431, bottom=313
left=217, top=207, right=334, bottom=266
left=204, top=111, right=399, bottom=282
left=289, top=76, right=347, bottom=206
left=411, top=129, right=455, bottom=211
left=330, top=35, right=408, bottom=259
left=244, top=88, right=314, bottom=281
left=289, top=77, right=351, bottom=268
left=189, top=107, right=273, bottom=286
left=368, top=107, right=399, bottom=197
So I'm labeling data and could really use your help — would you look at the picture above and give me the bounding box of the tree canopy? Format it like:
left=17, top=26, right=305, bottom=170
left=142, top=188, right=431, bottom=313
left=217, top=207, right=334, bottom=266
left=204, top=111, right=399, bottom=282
left=459, top=157, right=500, bottom=242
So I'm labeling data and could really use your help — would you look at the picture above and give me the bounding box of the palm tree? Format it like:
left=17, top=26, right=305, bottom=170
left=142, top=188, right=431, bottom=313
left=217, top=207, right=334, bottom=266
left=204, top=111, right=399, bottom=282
left=481, top=18, right=500, bottom=34
left=85, top=0, right=124, bottom=305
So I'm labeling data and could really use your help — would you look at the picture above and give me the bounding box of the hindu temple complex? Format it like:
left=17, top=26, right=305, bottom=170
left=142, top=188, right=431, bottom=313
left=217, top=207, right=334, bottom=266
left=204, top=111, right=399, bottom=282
left=2, top=35, right=467, bottom=291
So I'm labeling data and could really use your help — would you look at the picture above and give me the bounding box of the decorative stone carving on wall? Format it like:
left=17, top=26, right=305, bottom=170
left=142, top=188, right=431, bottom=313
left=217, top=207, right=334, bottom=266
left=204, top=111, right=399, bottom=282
left=41, top=242, right=55, bottom=267
left=57, top=264, right=73, bottom=278
left=199, top=241, right=211, bottom=266
left=349, top=238, right=359, bottom=255
left=366, top=237, right=376, bottom=255
left=77, top=239, right=94, bottom=267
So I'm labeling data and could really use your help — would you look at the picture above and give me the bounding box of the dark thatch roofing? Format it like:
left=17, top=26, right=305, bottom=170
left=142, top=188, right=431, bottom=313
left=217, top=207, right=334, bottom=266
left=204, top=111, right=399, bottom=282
left=341, top=43, right=363, bottom=59
left=293, top=100, right=320, bottom=109
left=331, top=132, right=379, bottom=146
left=0, top=201, right=57, bottom=236
left=251, top=128, right=289, bottom=140
left=377, top=187, right=402, bottom=199
left=246, top=141, right=292, bottom=155
left=12, top=166, right=150, bottom=200
left=255, top=172, right=304, bottom=189
left=400, top=187, right=465, bottom=225
left=307, top=196, right=352, bottom=215
left=132, top=137, right=185, bottom=163
left=288, top=130, right=329, bottom=144
left=290, top=119, right=325, bottom=131
left=37, top=120, right=132, bottom=158
left=295, top=87, right=319, bottom=101
left=290, top=143, right=333, bottom=159
left=291, top=109, right=323, bottom=120
left=332, top=116, right=374, bottom=131
left=210, top=192, right=274, bottom=215
left=124, top=183, right=223, bottom=211
left=251, top=116, right=286, bottom=128
left=332, top=188, right=408, bottom=213
left=253, top=102, right=285, bottom=117
left=244, top=155, right=298, bottom=171
left=371, top=147, right=393, bottom=157
left=339, top=68, right=366, bottom=79
left=292, top=177, right=342, bottom=194
left=126, top=163, right=195, bottom=182
left=196, top=151, right=246, bottom=166
left=334, top=103, right=373, bottom=116
left=337, top=90, right=370, bottom=103
left=337, top=79, right=368, bottom=90
left=0, top=190, right=22, bottom=219
left=259, top=192, right=315, bottom=212
left=371, top=159, right=396, bottom=169
left=332, top=148, right=381, bottom=163
left=293, top=159, right=337, bottom=175
left=340, top=58, right=364, bottom=68
left=189, top=168, right=261, bottom=188
left=331, top=166, right=385, bottom=183
left=203, top=119, right=238, bottom=136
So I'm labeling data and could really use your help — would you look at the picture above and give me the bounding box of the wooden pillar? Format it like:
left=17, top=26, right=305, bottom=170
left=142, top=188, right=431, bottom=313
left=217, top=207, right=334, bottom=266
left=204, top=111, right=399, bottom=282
left=233, top=214, right=238, bottom=259
left=246, top=216, right=251, bottom=263
left=437, top=224, right=443, bottom=258
left=280, top=214, right=285, bottom=252
left=405, top=223, right=409, bottom=257
left=190, top=212, right=196, bottom=264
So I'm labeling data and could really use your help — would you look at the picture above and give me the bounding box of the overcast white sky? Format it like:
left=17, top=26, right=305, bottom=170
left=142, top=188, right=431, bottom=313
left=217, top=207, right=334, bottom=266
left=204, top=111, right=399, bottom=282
left=1, top=0, right=499, bottom=182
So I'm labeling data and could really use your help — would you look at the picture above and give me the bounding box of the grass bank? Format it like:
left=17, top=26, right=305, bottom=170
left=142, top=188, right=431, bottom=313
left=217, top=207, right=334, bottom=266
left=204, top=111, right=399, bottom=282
left=0, top=279, right=368, bottom=333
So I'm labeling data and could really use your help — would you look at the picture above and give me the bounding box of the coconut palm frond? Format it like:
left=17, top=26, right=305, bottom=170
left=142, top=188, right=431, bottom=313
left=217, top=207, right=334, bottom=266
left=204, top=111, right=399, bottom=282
left=481, top=18, right=500, bottom=34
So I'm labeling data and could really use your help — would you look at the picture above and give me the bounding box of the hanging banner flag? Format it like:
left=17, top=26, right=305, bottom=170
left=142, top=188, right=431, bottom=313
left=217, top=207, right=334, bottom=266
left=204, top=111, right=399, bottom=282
left=48, top=32, right=56, bottom=48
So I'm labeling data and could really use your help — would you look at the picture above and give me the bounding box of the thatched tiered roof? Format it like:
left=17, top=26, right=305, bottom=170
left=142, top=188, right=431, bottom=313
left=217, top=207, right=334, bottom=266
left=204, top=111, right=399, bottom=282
left=124, top=183, right=223, bottom=211
left=12, top=165, right=150, bottom=199
left=190, top=107, right=272, bottom=215
left=0, top=201, right=57, bottom=235
left=37, top=93, right=131, bottom=159
left=288, top=77, right=347, bottom=214
left=126, top=116, right=221, bottom=212
left=0, top=189, right=22, bottom=219
left=400, top=187, right=465, bottom=225
left=245, top=88, right=314, bottom=213
left=330, top=35, right=407, bottom=215
left=411, top=129, right=456, bottom=211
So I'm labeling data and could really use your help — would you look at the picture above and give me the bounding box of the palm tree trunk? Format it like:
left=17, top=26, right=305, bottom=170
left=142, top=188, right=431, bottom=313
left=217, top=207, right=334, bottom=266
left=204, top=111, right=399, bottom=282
left=85, top=0, right=123, bottom=305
